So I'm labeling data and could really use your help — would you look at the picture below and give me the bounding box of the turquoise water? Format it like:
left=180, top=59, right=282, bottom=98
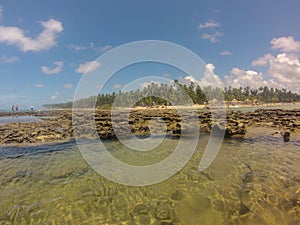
left=0, top=128, right=299, bottom=224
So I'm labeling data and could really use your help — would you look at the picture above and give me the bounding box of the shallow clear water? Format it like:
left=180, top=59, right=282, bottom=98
left=0, top=128, right=299, bottom=225
left=0, top=116, right=43, bottom=125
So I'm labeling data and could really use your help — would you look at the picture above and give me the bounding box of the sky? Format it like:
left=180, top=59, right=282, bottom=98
left=0, top=0, right=300, bottom=109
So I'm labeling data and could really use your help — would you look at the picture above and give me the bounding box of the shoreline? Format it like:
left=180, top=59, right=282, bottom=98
left=1, top=101, right=298, bottom=112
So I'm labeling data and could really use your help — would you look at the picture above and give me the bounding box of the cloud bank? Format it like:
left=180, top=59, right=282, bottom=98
left=224, top=36, right=300, bottom=93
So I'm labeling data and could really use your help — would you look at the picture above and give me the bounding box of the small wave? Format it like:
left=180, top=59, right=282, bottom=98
left=0, top=140, right=77, bottom=159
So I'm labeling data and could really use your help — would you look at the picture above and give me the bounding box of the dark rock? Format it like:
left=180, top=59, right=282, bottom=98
left=1, top=108, right=300, bottom=145
left=281, top=131, right=290, bottom=142
left=171, top=190, right=184, bottom=201
left=242, top=171, right=254, bottom=183
left=239, top=202, right=250, bottom=215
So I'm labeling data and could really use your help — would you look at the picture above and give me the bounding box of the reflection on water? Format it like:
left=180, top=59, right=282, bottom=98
left=0, top=116, right=44, bottom=125
left=0, top=128, right=299, bottom=224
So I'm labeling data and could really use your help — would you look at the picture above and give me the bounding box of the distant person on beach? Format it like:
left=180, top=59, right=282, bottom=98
left=15, top=105, right=19, bottom=112
left=30, top=106, right=34, bottom=111
left=11, top=105, right=14, bottom=112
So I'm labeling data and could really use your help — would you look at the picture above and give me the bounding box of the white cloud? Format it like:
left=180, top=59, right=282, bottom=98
left=269, top=53, right=300, bottom=89
left=76, top=61, right=101, bottom=74
left=181, top=63, right=223, bottom=88
left=99, top=45, right=112, bottom=52
left=252, top=51, right=300, bottom=93
left=223, top=67, right=289, bottom=92
left=183, top=75, right=197, bottom=83
left=141, top=81, right=161, bottom=89
left=252, top=53, right=274, bottom=66
left=200, top=63, right=223, bottom=88
left=224, top=68, right=267, bottom=89
left=68, top=44, right=87, bottom=51
left=42, top=61, right=63, bottom=75
left=112, top=84, right=123, bottom=89
left=63, top=83, right=73, bottom=89
left=68, top=43, right=113, bottom=53
left=271, top=36, right=300, bottom=52
left=220, top=50, right=232, bottom=56
left=198, top=20, right=221, bottom=29
left=250, top=36, right=300, bottom=92
left=202, top=31, right=223, bottom=43
left=34, top=84, right=44, bottom=88
left=0, top=19, right=63, bottom=52
left=0, top=56, right=19, bottom=63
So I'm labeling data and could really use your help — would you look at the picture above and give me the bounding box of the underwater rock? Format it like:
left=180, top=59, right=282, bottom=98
left=113, top=196, right=127, bottom=210
left=132, top=204, right=150, bottom=215
left=154, top=201, right=174, bottom=222
left=278, top=198, right=293, bottom=211
left=213, top=199, right=225, bottom=212
left=98, top=196, right=113, bottom=207
left=266, top=194, right=278, bottom=205
left=239, top=202, right=250, bottom=215
left=226, top=200, right=241, bottom=213
left=171, top=190, right=184, bottom=201
left=211, top=122, right=247, bottom=138
left=242, top=171, right=254, bottom=184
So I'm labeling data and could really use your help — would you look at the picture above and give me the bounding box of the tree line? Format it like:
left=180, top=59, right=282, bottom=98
left=43, top=82, right=300, bottom=108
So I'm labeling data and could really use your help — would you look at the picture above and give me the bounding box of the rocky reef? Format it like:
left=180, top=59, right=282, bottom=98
left=0, top=108, right=299, bottom=146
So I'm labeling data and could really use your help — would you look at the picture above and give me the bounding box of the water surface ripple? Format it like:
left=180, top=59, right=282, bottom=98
left=0, top=127, right=299, bottom=225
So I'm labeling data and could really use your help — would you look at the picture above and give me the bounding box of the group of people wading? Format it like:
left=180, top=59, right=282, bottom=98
left=11, top=104, right=19, bottom=112
left=11, top=105, right=34, bottom=113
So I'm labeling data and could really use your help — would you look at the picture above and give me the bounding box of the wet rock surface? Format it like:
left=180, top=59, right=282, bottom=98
left=0, top=108, right=299, bottom=145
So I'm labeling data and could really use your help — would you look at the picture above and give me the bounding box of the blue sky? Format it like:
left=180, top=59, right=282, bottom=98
left=0, top=0, right=300, bottom=109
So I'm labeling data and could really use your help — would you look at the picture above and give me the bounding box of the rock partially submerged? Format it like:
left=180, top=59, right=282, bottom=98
left=281, top=131, right=290, bottom=142
left=0, top=108, right=299, bottom=145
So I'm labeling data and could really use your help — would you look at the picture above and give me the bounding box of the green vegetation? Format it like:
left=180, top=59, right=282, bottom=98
left=43, top=82, right=300, bottom=108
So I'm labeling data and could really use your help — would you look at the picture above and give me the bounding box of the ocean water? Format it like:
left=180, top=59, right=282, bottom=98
left=0, top=128, right=299, bottom=225
left=0, top=116, right=43, bottom=125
